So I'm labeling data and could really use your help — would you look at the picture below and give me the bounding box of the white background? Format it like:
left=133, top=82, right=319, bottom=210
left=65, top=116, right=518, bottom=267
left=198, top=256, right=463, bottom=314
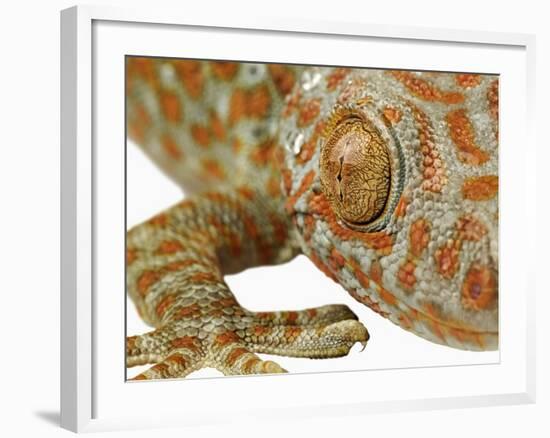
left=0, top=0, right=547, bottom=437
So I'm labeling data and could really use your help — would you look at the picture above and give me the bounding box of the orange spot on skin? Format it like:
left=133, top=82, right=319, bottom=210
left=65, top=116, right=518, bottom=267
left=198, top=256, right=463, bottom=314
left=210, top=297, right=238, bottom=310
left=173, top=60, right=203, bottom=99
left=155, top=294, right=175, bottom=317
left=191, top=124, right=210, bottom=148
left=307, top=308, right=317, bottom=319
left=285, top=311, right=298, bottom=324
left=397, top=261, right=417, bottom=290
left=126, top=248, right=137, bottom=265
left=462, top=264, right=497, bottom=310
left=137, top=270, right=160, bottom=297
left=189, top=272, right=220, bottom=284
left=161, top=134, right=182, bottom=160
left=253, top=326, right=271, bottom=336
left=228, top=85, right=271, bottom=124
left=201, top=159, right=225, bottom=180
left=379, top=287, right=397, bottom=306
left=284, top=326, right=302, bottom=339
left=395, top=195, right=409, bottom=218
left=389, top=71, right=464, bottom=104
left=128, top=104, right=151, bottom=144
left=171, top=336, right=200, bottom=352
left=266, top=176, right=282, bottom=198
left=330, top=248, right=346, bottom=270
left=215, top=331, right=240, bottom=346
left=247, top=85, right=271, bottom=118
left=156, top=240, right=183, bottom=254
left=151, top=363, right=170, bottom=376
left=148, top=213, right=168, bottom=227
left=226, top=347, right=249, bottom=366
left=326, top=68, right=351, bottom=91
left=282, top=169, right=293, bottom=196
left=409, top=219, right=431, bottom=258
left=229, top=88, right=246, bottom=125
left=297, top=98, right=321, bottom=127
left=455, top=74, right=481, bottom=88
left=210, top=61, right=239, bottom=80
left=409, top=105, right=446, bottom=192
left=175, top=303, right=201, bottom=319
left=462, top=175, right=498, bottom=201
left=434, top=240, right=461, bottom=279
left=268, top=64, right=296, bottom=96
left=256, top=312, right=273, bottom=321
left=237, top=185, right=255, bottom=200
left=128, top=57, right=159, bottom=91
left=457, top=215, right=488, bottom=241
left=209, top=111, right=226, bottom=141
left=364, top=233, right=394, bottom=256
left=249, top=140, right=276, bottom=166
left=159, top=91, right=182, bottom=122
left=383, top=106, right=402, bottom=125
left=349, top=259, right=370, bottom=289
left=166, top=354, right=187, bottom=367
left=446, top=109, right=490, bottom=165
left=369, top=260, right=383, bottom=284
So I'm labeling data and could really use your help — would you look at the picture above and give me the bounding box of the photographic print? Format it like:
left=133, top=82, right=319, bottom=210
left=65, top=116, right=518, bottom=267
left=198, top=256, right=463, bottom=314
left=125, top=57, right=499, bottom=381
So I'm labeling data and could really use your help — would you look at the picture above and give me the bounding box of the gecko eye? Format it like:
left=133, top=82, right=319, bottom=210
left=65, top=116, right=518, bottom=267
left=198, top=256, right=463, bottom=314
left=319, top=111, right=392, bottom=229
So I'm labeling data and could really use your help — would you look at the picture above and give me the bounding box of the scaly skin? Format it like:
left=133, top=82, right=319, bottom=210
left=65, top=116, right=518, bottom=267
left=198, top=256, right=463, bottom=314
left=126, top=58, right=498, bottom=380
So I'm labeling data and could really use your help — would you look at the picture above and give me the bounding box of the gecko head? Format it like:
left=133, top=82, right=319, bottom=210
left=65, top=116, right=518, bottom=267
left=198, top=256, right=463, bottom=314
left=279, top=67, right=499, bottom=351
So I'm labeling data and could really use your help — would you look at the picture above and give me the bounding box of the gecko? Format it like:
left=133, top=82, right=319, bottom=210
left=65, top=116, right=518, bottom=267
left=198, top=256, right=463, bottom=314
left=125, top=58, right=498, bottom=380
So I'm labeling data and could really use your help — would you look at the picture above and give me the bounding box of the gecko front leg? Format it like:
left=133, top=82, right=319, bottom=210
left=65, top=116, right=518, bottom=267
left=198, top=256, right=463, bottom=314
left=126, top=187, right=369, bottom=380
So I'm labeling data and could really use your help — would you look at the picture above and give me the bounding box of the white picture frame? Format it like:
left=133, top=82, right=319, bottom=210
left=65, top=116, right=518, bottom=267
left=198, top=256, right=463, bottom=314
left=60, top=4, right=536, bottom=433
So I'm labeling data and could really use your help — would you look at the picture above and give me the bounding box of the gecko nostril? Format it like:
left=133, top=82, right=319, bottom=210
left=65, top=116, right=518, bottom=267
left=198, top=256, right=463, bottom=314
left=461, top=264, right=497, bottom=311
left=469, top=283, right=482, bottom=300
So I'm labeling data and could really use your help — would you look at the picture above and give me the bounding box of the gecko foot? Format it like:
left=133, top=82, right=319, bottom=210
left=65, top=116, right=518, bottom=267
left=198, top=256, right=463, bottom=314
left=127, top=303, right=369, bottom=380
